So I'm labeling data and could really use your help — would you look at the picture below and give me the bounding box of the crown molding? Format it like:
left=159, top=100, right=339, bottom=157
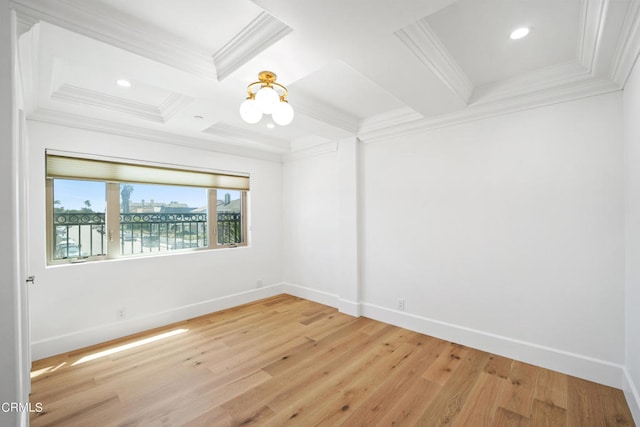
left=212, top=11, right=292, bottom=82
left=9, top=0, right=216, bottom=81
left=294, top=94, right=360, bottom=134
left=471, top=61, right=592, bottom=105
left=16, top=18, right=39, bottom=115
left=15, top=9, right=38, bottom=37
left=578, top=0, right=608, bottom=71
left=610, top=0, right=640, bottom=85
left=359, top=107, right=423, bottom=135
left=289, top=135, right=333, bottom=152
left=359, top=77, right=619, bottom=144
left=51, top=84, right=164, bottom=123
left=202, top=122, right=290, bottom=153
left=28, top=109, right=284, bottom=163
left=158, top=93, right=195, bottom=122
left=285, top=141, right=338, bottom=162
left=51, top=84, right=193, bottom=124
left=395, top=19, right=473, bottom=104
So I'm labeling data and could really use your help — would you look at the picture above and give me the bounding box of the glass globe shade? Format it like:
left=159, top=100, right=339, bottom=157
left=272, top=101, right=294, bottom=126
left=254, top=86, right=279, bottom=114
left=239, top=98, right=262, bottom=124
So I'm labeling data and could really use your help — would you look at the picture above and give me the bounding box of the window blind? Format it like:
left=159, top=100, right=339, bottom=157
left=46, top=154, right=250, bottom=190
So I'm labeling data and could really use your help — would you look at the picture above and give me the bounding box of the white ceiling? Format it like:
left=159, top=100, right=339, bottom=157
left=11, top=0, right=640, bottom=160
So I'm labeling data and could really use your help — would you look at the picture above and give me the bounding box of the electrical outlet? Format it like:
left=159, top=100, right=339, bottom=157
left=256, top=279, right=263, bottom=288
left=397, top=298, right=405, bottom=311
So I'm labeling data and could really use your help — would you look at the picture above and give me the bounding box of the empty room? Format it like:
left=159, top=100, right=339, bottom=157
left=1, top=0, right=640, bottom=425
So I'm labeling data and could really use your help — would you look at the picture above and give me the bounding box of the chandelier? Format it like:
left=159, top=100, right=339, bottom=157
left=239, top=71, right=294, bottom=126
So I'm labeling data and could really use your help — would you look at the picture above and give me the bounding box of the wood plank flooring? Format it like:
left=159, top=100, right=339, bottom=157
left=29, top=294, right=635, bottom=426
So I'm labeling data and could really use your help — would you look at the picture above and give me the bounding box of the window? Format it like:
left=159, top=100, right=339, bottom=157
left=46, top=154, right=249, bottom=264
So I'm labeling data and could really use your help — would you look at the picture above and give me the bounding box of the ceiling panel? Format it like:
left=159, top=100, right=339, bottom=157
left=425, top=0, right=581, bottom=87
left=96, top=0, right=264, bottom=53
left=14, top=0, right=640, bottom=158
left=292, top=61, right=406, bottom=121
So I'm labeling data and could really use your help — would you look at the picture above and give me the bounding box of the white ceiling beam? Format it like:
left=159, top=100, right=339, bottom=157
left=610, top=0, right=640, bottom=86
left=293, top=94, right=361, bottom=135
left=577, top=0, right=608, bottom=72
left=395, top=20, right=474, bottom=104
left=212, top=11, right=292, bottom=82
left=9, top=0, right=216, bottom=81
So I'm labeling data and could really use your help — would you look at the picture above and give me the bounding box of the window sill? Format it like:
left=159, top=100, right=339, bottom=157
left=46, top=244, right=250, bottom=267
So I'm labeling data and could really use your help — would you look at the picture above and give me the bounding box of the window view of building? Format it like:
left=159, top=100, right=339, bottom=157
left=51, top=179, right=106, bottom=260
left=118, top=183, right=209, bottom=256
left=47, top=156, right=248, bottom=263
left=215, top=189, right=243, bottom=246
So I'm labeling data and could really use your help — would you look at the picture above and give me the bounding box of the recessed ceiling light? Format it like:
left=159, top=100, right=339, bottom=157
left=266, top=123, right=275, bottom=129
left=116, top=79, right=131, bottom=88
left=510, top=27, right=530, bottom=40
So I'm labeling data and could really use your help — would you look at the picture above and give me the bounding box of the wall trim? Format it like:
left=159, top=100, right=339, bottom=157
left=202, top=122, right=290, bottom=153
left=280, top=282, right=340, bottom=308
left=31, top=283, right=632, bottom=401
left=31, top=284, right=285, bottom=360
left=470, top=62, right=591, bottom=105
left=279, top=283, right=361, bottom=317
left=359, top=301, right=625, bottom=389
left=610, top=0, right=640, bottom=86
left=51, top=84, right=170, bottom=123
left=395, top=19, right=473, bottom=104
left=284, top=141, right=338, bottom=162
left=358, top=78, right=619, bottom=144
left=212, top=11, right=292, bottom=82
left=275, top=284, right=629, bottom=390
left=577, top=0, right=607, bottom=71
left=359, top=107, right=423, bottom=135
left=337, top=298, right=360, bottom=317
left=624, top=367, right=640, bottom=424
left=27, top=108, right=284, bottom=163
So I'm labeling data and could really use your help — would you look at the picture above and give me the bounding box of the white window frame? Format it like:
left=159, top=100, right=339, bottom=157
left=45, top=153, right=249, bottom=264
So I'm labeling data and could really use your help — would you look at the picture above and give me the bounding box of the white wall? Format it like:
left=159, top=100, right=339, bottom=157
left=623, top=58, right=640, bottom=419
left=27, top=121, right=284, bottom=359
left=359, top=92, right=626, bottom=385
left=0, top=3, right=24, bottom=427
left=282, top=139, right=360, bottom=314
left=283, top=148, right=340, bottom=299
left=282, top=93, right=627, bottom=386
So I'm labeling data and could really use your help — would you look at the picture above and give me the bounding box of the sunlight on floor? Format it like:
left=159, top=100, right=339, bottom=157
left=71, top=328, right=189, bottom=366
left=30, top=362, right=67, bottom=379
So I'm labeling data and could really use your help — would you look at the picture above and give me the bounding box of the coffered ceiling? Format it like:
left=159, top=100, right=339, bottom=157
left=10, top=0, right=640, bottom=161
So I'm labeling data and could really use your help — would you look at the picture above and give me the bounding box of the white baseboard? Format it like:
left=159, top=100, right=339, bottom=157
left=624, top=368, right=640, bottom=425
left=31, top=282, right=630, bottom=398
left=337, top=298, right=360, bottom=317
left=279, top=283, right=361, bottom=317
left=359, top=302, right=626, bottom=389
left=31, top=284, right=284, bottom=360
left=273, top=284, right=626, bottom=389
left=280, top=282, right=340, bottom=308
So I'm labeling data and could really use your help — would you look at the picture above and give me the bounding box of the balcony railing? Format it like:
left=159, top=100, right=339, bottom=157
left=53, top=211, right=241, bottom=259
left=120, top=212, right=207, bottom=255
left=216, top=212, right=243, bottom=246
left=53, top=212, right=106, bottom=258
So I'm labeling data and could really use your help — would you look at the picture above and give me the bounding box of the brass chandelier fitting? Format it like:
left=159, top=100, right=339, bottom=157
left=239, top=71, right=294, bottom=126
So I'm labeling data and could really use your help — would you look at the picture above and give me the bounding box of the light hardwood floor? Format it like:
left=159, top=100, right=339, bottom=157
left=30, top=294, right=635, bottom=426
